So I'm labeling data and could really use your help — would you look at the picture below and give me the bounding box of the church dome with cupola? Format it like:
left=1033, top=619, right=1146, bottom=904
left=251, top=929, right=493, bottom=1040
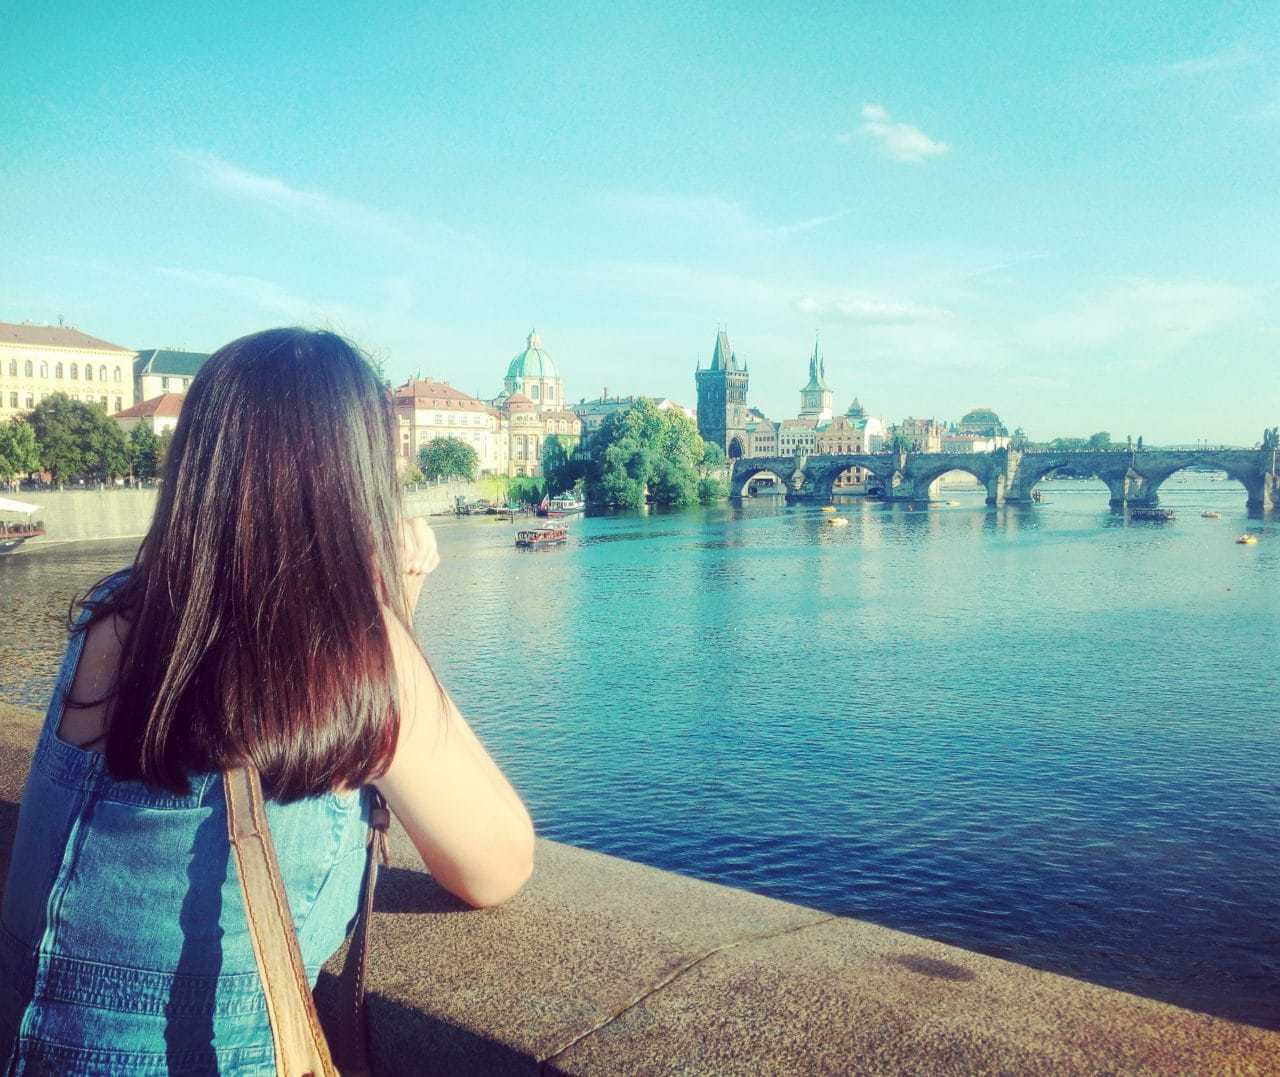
left=503, top=329, right=564, bottom=411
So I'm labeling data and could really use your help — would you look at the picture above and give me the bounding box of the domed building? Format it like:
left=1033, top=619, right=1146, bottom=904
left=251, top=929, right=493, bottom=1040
left=493, top=330, right=581, bottom=477
left=957, top=407, right=1008, bottom=438
left=503, top=330, right=563, bottom=411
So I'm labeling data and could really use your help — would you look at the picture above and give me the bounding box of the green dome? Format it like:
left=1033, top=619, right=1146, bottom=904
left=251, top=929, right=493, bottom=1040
left=506, top=330, right=558, bottom=381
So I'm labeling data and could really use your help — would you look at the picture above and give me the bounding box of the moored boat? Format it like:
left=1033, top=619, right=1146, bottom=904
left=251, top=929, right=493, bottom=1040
left=1130, top=506, right=1174, bottom=521
left=1201, top=511, right=1221, bottom=519
left=536, top=496, right=585, bottom=518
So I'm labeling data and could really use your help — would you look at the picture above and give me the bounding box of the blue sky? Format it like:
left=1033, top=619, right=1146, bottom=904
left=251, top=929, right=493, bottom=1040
left=3, top=1, right=1277, bottom=443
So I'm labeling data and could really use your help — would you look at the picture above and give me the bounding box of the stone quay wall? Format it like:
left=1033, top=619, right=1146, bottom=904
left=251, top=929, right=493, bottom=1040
left=1, top=702, right=1275, bottom=1074
left=5, top=481, right=477, bottom=552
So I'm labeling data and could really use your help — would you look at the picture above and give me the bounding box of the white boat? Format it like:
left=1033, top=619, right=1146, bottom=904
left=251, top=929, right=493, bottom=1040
left=0, top=496, right=44, bottom=552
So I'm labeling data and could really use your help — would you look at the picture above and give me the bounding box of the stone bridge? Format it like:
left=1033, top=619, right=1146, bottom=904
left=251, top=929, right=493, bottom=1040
left=730, top=447, right=1279, bottom=513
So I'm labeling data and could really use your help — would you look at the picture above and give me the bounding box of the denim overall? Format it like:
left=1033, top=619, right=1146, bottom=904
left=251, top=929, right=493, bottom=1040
left=0, top=571, right=374, bottom=1074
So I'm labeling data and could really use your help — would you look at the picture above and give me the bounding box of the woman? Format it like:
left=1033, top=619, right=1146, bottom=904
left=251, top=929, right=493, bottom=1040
left=0, top=328, right=535, bottom=1072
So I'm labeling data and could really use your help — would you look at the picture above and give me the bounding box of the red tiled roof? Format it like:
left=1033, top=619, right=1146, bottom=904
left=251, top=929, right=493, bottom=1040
left=113, top=392, right=185, bottom=419
left=503, top=393, right=535, bottom=412
left=0, top=321, right=134, bottom=353
left=394, top=378, right=488, bottom=411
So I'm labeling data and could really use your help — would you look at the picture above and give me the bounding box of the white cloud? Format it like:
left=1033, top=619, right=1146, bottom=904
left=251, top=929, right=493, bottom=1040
left=794, top=293, right=953, bottom=325
left=839, top=103, right=950, bottom=164
left=1163, top=44, right=1261, bottom=77
left=1028, top=277, right=1257, bottom=352
left=613, top=194, right=849, bottom=244
left=176, top=150, right=415, bottom=250
left=156, top=266, right=362, bottom=326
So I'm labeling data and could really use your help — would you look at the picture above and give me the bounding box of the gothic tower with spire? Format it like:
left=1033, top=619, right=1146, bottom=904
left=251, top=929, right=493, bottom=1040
left=695, top=329, right=750, bottom=458
left=799, top=337, right=833, bottom=422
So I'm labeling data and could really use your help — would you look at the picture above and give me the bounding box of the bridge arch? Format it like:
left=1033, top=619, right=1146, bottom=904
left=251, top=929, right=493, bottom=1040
left=727, top=436, right=746, bottom=460
left=809, top=458, right=896, bottom=502
left=734, top=467, right=790, bottom=498
left=1133, top=456, right=1258, bottom=507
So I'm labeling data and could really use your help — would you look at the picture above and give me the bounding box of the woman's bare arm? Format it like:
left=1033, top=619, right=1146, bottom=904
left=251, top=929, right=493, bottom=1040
left=374, top=517, right=534, bottom=907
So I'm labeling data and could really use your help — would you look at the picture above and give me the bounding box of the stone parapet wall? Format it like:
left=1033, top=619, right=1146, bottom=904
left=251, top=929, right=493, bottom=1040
left=4, top=481, right=477, bottom=553
left=1, top=702, right=1275, bottom=1075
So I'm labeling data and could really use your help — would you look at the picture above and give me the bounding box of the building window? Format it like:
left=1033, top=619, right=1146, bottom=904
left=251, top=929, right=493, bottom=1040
left=6, top=360, right=14, bottom=376
left=99, top=365, right=107, bottom=381
left=531, top=384, right=540, bottom=401
left=24, top=360, right=33, bottom=377
left=25, top=394, right=34, bottom=409
left=100, top=396, right=108, bottom=407
left=39, top=361, right=48, bottom=378
left=162, top=376, right=169, bottom=390
left=115, top=367, right=122, bottom=382
left=55, top=362, right=63, bottom=379
left=70, top=363, right=79, bottom=380
left=86, top=364, right=94, bottom=382
left=8, top=392, right=15, bottom=408
left=114, top=396, right=122, bottom=412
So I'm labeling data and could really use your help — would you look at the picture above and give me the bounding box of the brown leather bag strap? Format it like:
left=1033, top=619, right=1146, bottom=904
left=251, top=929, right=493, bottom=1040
left=330, top=791, right=391, bottom=1076
left=225, top=766, right=338, bottom=1077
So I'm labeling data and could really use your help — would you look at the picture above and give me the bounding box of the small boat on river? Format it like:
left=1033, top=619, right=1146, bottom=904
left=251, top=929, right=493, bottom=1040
left=826, top=516, right=849, bottom=527
left=1201, top=511, right=1221, bottom=519
left=1130, top=506, right=1174, bottom=521
left=536, top=496, right=585, bottom=518
left=516, top=526, right=568, bottom=549
left=0, top=497, right=44, bottom=553
left=1236, top=534, right=1258, bottom=545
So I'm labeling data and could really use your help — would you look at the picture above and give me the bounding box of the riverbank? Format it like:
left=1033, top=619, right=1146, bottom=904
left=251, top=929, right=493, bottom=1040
left=0, top=702, right=1275, bottom=1074
left=2, top=481, right=479, bottom=552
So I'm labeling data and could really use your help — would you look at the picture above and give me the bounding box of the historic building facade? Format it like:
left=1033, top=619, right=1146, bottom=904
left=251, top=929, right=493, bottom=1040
left=492, top=330, right=581, bottom=477
left=395, top=377, right=508, bottom=475
left=112, top=392, right=185, bottom=436
left=695, top=330, right=750, bottom=458
left=0, top=321, right=135, bottom=420
left=133, top=349, right=209, bottom=405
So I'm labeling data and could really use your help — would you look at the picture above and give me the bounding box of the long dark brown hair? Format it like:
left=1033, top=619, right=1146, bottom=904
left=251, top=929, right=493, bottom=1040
left=75, top=328, right=406, bottom=801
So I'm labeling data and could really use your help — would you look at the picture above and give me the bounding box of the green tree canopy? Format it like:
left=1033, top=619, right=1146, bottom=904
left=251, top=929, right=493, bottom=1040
left=508, top=475, right=546, bottom=506
left=1087, top=431, right=1113, bottom=450
left=127, top=423, right=162, bottom=481
left=540, top=434, right=582, bottom=496
left=0, top=419, right=41, bottom=483
left=27, top=394, right=130, bottom=483
left=418, top=436, right=479, bottom=481
left=584, top=400, right=713, bottom=508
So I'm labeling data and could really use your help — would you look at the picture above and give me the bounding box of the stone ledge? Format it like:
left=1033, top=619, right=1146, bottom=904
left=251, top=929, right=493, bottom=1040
left=3, top=702, right=1278, bottom=1074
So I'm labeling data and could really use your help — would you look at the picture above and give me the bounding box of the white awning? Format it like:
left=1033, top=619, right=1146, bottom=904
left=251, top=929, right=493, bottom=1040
left=0, top=497, right=41, bottom=516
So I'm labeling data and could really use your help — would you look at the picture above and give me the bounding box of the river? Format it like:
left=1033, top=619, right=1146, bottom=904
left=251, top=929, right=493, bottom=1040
left=1, top=475, right=1277, bottom=1027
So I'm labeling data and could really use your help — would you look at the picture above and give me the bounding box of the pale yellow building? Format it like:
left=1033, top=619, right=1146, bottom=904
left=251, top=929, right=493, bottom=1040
left=394, top=378, right=509, bottom=476
left=0, top=321, right=135, bottom=420
left=493, top=331, right=581, bottom=477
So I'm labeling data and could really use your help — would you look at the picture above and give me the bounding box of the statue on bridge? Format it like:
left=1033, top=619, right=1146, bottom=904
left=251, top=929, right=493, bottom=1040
left=1263, top=426, right=1279, bottom=451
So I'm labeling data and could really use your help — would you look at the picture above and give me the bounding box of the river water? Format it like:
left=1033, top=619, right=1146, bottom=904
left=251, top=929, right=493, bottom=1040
left=1, top=476, right=1277, bottom=1027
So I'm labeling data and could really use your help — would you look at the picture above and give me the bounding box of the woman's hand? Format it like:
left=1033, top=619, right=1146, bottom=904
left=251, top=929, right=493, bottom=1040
left=400, top=516, right=439, bottom=612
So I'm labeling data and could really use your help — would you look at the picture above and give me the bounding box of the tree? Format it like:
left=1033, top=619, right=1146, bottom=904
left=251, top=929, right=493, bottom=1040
left=156, top=428, right=176, bottom=474
left=418, top=436, right=479, bottom=481
left=696, top=473, right=726, bottom=503
left=1011, top=427, right=1028, bottom=450
left=701, top=441, right=726, bottom=468
left=128, top=424, right=161, bottom=481
left=1087, top=431, right=1112, bottom=450
left=0, top=419, right=40, bottom=484
left=508, top=476, right=545, bottom=506
left=584, top=400, right=708, bottom=508
left=27, top=393, right=129, bottom=484
left=540, top=434, right=581, bottom=496
left=400, top=463, right=424, bottom=486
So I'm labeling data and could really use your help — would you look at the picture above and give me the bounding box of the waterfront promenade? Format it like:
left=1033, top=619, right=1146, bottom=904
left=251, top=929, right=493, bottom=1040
left=1, top=701, right=1276, bottom=1074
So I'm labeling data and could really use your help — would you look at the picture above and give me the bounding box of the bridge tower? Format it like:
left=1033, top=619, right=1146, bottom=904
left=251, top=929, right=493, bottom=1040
left=798, top=336, right=833, bottom=422
left=695, top=329, right=750, bottom=458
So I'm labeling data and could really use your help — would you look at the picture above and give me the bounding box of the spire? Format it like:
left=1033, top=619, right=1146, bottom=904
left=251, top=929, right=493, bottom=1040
left=527, top=328, right=541, bottom=349
left=802, top=336, right=824, bottom=391
left=711, top=329, right=733, bottom=371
